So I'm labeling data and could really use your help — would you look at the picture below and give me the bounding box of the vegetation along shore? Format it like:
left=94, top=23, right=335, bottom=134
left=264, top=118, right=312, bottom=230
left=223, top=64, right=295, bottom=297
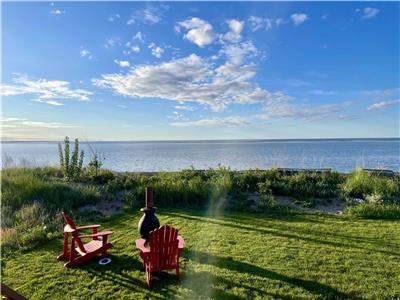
left=1, top=137, right=399, bottom=298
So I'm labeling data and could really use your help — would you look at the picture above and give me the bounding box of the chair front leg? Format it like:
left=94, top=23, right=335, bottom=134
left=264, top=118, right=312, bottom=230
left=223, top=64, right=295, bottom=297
left=57, top=232, right=70, bottom=260
left=101, top=235, right=108, bottom=256
left=92, top=227, right=98, bottom=240
left=176, top=258, right=180, bottom=281
left=69, top=238, right=76, bottom=264
left=146, top=263, right=151, bottom=288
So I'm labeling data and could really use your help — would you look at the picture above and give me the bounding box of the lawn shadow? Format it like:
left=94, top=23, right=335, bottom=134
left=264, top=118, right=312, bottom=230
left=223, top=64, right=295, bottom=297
left=181, top=270, right=301, bottom=300
left=184, top=250, right=365, bottom=300
left=75, top=253, right=188, bottom=298
left=163, top=212, right=400, bottom=257
left=78, top=254, right=146, bottom=289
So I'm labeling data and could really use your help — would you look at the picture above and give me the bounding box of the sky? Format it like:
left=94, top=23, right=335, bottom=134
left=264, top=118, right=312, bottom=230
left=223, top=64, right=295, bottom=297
left=1, top=1, right=399, bottom=141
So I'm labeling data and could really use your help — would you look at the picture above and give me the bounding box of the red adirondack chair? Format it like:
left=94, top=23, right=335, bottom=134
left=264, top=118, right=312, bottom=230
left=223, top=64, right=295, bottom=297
left=57, top=212, right=113, bottom=267
left=135, top=225, right=185, bottom=288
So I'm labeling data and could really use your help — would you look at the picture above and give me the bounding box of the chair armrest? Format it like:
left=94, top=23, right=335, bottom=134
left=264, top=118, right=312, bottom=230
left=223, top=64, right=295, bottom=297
left=178, top=236, right=185, bottom=249
left=79, top=231, right=113, bottom=239
left=77, top=224, right=101, bottom=230
left=135, top=239, right=149, bottom=253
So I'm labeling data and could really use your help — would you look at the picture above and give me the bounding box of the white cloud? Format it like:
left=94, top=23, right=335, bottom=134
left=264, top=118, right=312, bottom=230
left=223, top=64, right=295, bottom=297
left=117, top=104, right=128, bottom=109
left=0, top=117, right=77, bottom=129
left=261, top=103, right=342, bottom=122
left=80, top=48, right=93, bottom=60
left=309, top=89, right=336, bottom=96
left=275, top=18, right=284, bottom=27
left=367, top=99, right=400, bottom=110
left=361, top=7, right=380, bottom=19
left=114, top=59, right=130, bottom=68
left=133, top=31, right=145, bottom=42
left=175, top=105, right=195, bottom=111
left=321, top=14, right=329, bottom=20
left=171, top=116, right=250, bottom=127
left=124, top=42, right=141, bottom=55
left=149, top=43, right=164, bottom=58
left=361, top=88, right=399, bottom=99
left=50, top=9, right=65, bottom=15
left=219, top=41, right=258, bottom=65
left=0, top=75, right=92, bottom=105
left=105, top=37, right=121, bottom=48
left=127, top=4, right=168, bottom=25
left=93, top=54, right=288, bottom=112
left=248, top=16, right=285, bottom=32
left=223, top=19, right=244, bottom=43
left=249, top=16, right=270, bottom=32
left=108, top=13, right=120, bottom=22
left=291, top=13, right=309, bottom=26
left=131, top=46, right=140, bottom=53
left=33, top=99, right=64, bottom=106
left=177, top=17, right=216, bottom=47
left=169, top=111, right=185, bottom=120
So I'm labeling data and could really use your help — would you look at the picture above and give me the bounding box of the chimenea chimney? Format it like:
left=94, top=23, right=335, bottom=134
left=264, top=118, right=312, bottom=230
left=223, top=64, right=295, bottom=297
left=138, top=187, right=160, bottom=241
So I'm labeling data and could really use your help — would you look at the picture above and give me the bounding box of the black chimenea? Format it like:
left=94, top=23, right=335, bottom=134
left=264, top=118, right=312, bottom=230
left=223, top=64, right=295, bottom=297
left=138, top=187, right=160, bottom=241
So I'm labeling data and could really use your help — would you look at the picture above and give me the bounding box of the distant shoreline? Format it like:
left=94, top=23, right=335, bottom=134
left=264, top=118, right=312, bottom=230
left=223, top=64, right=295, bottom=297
left=1, top=137, right=400, bottom=143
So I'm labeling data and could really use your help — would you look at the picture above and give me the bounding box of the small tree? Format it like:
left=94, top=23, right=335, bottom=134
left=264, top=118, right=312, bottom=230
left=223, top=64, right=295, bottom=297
left=58, top=136, right=84, bottom=181
left=88, top=153, right=104, bottom=177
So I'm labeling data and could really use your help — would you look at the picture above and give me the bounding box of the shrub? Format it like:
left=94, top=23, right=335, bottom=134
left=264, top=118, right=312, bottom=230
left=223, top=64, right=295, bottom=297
left=233, top=169, right=268, bottom=193
left=341, top=169, right=399, bottom=202
left=152, top=173, right=210, bottom=207
left=258, top=181, right=277, bottom=210
left=123, top=191, right=139, bottom=209
left=345, top=203, right=400, bottom=219
left=285, top=171, right=342, bottom=200
left=87, top=169, right=115, bottom=184
left=58, top=136, right=84, bottom=181
left=1, top=202, right=61, bottom=251
left=15, top=201, right=48, bottom=229
left=208, top=168, right=233, bottom=213
left=1, top=168, right=101, bottom=212
left=1, top=206, right=15, bottom=228
left=87, top=153, right=104, bottom=176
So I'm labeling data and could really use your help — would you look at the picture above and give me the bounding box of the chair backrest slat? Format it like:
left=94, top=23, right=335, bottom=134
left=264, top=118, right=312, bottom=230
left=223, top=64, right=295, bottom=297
left=61, top=212, right=86, bottom=254
left=149, top=225, right=179, bottom=270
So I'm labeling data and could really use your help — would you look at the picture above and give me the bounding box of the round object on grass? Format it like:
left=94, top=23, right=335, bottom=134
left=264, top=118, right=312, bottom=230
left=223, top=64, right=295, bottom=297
left=98, top=257, right=112, bottom=265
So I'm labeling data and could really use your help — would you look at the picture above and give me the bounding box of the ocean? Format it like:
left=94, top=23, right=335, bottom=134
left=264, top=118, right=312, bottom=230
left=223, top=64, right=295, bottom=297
left=1, top=139, right=399, bottom=173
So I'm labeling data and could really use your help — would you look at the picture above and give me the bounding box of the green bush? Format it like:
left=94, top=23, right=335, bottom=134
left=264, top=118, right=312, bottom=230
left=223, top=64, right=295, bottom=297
left=58, top=136, right=84, bottom=181
left=1, top=206, right=15, bottom=228
left=258, top=181, right=277, bottom=210
left=15, top=201, right=48, bottom=228
left=286, top=171, right=343, bottom=200
left=233, top=169, right=268, bottom=192
left=345, top=203, right=400, bottom=219
left=2, top=202, right=62, bottom=251
left=1, top=168, right=102, bottom=213
left=87, top=169, right=115, bottom=184
left=151, top=172, right=210, bottom=207
left=122, top=191, right=139, bottom=209
left=341, top=169, right=399, bottom=202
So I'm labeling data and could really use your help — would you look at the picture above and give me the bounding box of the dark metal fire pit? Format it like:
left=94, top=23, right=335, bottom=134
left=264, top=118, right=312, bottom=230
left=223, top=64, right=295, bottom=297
left=138, top=187, right=160, bottom=241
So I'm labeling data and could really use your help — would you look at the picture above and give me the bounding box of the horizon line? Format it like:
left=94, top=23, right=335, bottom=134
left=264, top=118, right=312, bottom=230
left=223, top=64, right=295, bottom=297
left=1, top=137, right=399, bottom=143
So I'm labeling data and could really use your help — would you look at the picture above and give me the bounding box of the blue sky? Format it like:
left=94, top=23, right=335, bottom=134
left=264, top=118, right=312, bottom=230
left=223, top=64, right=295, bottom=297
left=1, top=1, right=399, bottom=141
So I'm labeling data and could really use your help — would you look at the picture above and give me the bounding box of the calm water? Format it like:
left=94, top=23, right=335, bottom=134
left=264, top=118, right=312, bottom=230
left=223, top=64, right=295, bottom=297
left=1, top=139, right=399, bottom=173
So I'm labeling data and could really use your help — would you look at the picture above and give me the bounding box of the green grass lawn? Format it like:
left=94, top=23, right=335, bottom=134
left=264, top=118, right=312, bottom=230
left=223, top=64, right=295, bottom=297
left=2, top=209, right=400, bottom=299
